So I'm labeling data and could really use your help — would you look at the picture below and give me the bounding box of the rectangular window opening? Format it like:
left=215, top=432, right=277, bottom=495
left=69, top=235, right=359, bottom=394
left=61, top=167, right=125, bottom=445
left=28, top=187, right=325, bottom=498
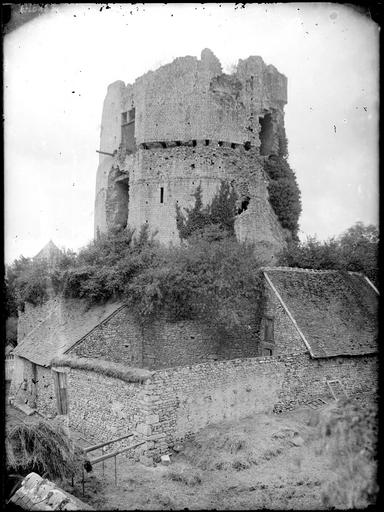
left=121, top=112, right=128, bottom=125
left=128, top=108, right=135, bottom=122
left=160, top=187, right=164, bottom=204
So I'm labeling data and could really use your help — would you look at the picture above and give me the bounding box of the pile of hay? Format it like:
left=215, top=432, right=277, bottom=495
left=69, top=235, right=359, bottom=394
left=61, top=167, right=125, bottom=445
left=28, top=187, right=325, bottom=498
left=6, top=420, right=86, bottom=481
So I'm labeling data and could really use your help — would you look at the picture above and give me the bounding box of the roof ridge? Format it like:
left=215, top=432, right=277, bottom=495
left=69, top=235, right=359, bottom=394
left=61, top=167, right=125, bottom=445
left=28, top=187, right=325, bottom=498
left=261, top=266, right=364, bottom=275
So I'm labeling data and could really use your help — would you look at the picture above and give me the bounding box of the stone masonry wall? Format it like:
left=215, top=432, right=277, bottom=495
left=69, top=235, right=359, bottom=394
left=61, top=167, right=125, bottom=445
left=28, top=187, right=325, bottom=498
left=125, top=144, right=286, bottom=254
left=262, top=282, right=306, bottom=355
left=137, top=352, right=377, bottom=457
left=68, top=306, right=259, bottom=370
left=67, top=368, right=149, bottom=455
left=57, top=352, right=377, bottom=461
left=70, top=307, right=144, bottom=367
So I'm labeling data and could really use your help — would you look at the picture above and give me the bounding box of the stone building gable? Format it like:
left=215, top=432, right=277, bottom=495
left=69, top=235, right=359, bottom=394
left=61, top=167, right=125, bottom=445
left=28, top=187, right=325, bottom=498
left=13, top=299, right=122, bottom=366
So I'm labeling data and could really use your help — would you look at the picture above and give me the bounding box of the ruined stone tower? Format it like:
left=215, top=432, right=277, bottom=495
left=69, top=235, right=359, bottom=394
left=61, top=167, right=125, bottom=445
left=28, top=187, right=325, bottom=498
left=94, top=49, right=290, bottom=259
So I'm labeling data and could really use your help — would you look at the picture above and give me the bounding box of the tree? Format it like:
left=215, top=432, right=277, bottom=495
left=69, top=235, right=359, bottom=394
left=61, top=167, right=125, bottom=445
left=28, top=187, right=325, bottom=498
left=337, top=222, right=378, bottom=286
left=263, top=155, right=302, bottom=239
left=125, top=233, right=264, bottom=339
left=176, top=181, right=238, bottom=241
left=278, top=222, right=379, bottom=287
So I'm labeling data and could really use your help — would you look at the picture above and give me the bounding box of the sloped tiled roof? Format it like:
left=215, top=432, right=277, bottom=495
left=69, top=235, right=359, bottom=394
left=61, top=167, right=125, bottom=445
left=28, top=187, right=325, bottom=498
left=34, top=240, right=62, bottom=261
left=263, top=267, right=378, bottom=358
left=13, top=299, right=123, bottom=367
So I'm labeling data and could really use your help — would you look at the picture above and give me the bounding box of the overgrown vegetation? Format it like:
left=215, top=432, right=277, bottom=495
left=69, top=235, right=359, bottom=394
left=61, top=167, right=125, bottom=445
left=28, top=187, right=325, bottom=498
left=176, top=181, right=238, bottom=240
left=126, top=233, right=264, bottom=337
left=278, top=222, right=379, bottom=287
left=263, top=155, right=301, bottom=239
left=5, top=184, right=266, bottom=342
left=5, top=229, right=264, bottom=342
left=316, top=398, right=378, bottom=508
left=51, top=355, right=152, bottom=383
left=262, top=126, right=301, bottom=239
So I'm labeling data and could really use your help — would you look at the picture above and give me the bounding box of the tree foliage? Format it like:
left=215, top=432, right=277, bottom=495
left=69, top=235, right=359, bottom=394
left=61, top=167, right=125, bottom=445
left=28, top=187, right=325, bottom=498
left=6, top=222, right=264, bottom=342
left=279, top=222, right=379, bottom=287
left=126, top=232, right=264, bottom=337
left=176, top=181, right=238, bottom=240
left=263, top=155, right=302, bottom=238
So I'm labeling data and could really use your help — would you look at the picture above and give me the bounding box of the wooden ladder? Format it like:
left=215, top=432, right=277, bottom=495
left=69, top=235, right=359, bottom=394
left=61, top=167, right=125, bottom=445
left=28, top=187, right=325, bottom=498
left=326, top=379, right=348, bottom=401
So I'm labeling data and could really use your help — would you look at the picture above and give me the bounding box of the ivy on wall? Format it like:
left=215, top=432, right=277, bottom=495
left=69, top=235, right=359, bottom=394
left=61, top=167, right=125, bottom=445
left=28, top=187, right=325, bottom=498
left=263, top=125, right=302, bottom=239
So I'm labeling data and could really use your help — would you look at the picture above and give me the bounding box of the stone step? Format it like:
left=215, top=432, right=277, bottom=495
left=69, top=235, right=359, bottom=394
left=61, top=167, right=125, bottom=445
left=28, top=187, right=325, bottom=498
left=13, top=401, right=36, bottom=416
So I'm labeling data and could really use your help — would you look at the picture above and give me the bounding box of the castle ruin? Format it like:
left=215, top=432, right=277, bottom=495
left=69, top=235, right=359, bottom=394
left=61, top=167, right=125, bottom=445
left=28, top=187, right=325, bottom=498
left=95, top=49, right=289, bottom=259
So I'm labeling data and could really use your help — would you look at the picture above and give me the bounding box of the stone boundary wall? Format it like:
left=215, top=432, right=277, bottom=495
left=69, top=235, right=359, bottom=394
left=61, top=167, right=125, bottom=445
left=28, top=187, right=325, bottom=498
left=60, top=352, right=377, bottom=461
left=135, top=352, right=377, bottom=459
left=67, top=368, right=150, bottom=454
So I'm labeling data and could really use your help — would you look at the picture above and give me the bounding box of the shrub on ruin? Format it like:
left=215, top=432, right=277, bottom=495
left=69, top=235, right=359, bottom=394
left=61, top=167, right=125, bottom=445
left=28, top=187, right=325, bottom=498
left=125, top=231, right=264, bottom=338
left=176, top=181, right=238, bottom=240
left=263, top=155, right=301, bottom=238
left=58, top=225, right=161, bottom=303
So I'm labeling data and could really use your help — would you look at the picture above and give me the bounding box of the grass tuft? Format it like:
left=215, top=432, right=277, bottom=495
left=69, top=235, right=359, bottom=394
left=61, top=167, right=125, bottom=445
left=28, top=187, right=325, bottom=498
left=51, top=355, right=152, bottom=383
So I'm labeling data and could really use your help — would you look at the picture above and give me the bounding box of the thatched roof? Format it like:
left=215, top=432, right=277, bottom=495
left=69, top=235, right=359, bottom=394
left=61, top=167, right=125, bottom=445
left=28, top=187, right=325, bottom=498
left=13, top=299, right=124, bottom=367
left=263, top=267, right=378, bottom=358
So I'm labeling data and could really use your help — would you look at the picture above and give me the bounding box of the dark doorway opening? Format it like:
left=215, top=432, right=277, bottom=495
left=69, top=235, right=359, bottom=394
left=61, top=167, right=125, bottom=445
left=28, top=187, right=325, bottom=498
left=237, top=196, right=250, bottom=215
left=259, top=113, right=274, bottom=155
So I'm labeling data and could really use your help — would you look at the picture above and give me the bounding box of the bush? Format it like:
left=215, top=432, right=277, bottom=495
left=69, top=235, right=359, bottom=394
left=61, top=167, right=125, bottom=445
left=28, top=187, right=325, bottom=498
left=279, top=222, right=379, bottom=287
left=6, top=223, right=264, bottom=344
left=176, top=181, right=238, bottom=240
left=316, top=398, right=378, bottom=508
left=263, top=155, right=302, bottom=238
left=125, top=231, right=264, bottom=338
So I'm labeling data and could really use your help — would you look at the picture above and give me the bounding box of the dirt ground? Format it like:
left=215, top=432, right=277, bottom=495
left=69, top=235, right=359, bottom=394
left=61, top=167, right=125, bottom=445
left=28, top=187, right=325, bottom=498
left=62, top=406, right=350, bottom=510
left=6, top=389, right=377, bottom=510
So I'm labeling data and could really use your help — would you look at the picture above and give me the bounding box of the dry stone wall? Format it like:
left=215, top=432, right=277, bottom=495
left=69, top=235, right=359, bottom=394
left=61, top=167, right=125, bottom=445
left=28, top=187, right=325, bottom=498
left=137, top=352, right=377, bottom=458
left=58, top=352, right=377, bottom=461
left=68, top=306, right=259, bottom=370
left=67, top=368, right=148, bottom=452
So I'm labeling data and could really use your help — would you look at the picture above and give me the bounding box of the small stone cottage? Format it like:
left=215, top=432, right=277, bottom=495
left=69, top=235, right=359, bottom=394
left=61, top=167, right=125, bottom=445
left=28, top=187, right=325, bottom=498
left=10, top=267, right=378, bottom=459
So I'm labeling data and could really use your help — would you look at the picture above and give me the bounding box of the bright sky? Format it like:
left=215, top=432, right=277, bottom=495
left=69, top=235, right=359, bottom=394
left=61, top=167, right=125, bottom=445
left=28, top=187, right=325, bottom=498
left=4, top=3, right=379, bottom=264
